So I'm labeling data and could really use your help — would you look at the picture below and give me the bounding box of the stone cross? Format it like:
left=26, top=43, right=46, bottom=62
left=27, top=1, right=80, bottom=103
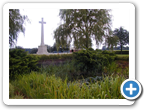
left=39, top=18, right=46, bottom=46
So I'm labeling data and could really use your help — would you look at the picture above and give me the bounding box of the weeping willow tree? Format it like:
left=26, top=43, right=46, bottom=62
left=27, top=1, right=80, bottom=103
left=54, top=23, right=71, bottom=52
left=54, top=9, right=112, bottom=49
left=105, top=35, right=119, bottom=51
left=9, top=9, right=29, bottom=47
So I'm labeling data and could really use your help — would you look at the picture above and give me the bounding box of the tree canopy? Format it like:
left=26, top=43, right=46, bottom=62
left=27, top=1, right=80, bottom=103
left=9, top=9, right=29, bottom=47
left=113, top=27, right=129, bottom=53
left=104, top=30, right=119, bottom=51
left=54, top=9, right=112, bottom=49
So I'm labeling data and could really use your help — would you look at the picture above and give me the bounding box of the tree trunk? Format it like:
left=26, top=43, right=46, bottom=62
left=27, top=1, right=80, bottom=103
left=121, top=45, right=122, bottom=54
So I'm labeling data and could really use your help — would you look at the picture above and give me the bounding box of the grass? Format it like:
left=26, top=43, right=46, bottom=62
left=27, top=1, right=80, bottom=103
left=10, top=72, right=125, bottom=99
left=115, top=55, right=129, bottom=61
left=9, top=59, right=129, bottom=99
left=116, top=54, right=129, bottom=56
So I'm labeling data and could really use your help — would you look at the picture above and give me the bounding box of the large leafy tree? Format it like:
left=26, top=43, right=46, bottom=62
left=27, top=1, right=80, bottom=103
left=104, top=30, right=119, bottom=51
left=54, top=9, right=112, bottom=49
left=9, top=9, right=29, bottom=47
left=113, top=27, right=129, bottom=53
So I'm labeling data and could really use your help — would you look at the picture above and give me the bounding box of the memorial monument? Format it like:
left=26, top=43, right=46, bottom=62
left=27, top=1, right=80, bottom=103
left=37, top=18, right=48, bottom=55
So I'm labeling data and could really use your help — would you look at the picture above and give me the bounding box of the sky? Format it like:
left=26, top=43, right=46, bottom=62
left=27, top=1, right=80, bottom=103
left=16, top=8, right=130, bottom=49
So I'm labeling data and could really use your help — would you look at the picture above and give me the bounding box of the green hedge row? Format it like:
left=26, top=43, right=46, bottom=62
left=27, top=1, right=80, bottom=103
left=34, top=54, right=73, bottom=61
left=34, top=54, right=129, bottom=62
left=114, top=50, right=129, bottom=54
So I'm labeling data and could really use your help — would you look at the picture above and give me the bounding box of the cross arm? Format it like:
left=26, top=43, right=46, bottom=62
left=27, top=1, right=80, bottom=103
left=39, top=21, right=46, bottom=24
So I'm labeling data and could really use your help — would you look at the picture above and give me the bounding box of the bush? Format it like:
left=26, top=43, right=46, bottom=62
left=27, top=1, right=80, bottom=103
left=73, top=48, right=116, bottom=74
left=95, top=49, right=102, bottom=53
left=9, top=49, right=39, bottom=80
left=37, top=54, right=73, bottom=61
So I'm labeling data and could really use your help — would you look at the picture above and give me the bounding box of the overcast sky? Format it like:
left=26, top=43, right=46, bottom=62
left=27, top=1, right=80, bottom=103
left=16, top=8, right=129, bottom=49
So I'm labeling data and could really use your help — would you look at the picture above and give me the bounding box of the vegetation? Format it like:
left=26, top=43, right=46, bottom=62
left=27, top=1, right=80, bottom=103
left=9, top=48, right=129, bottom=99
left=9, top=9, right=30, bottom=47
left=104, top=35, right=119, bottom=51
left=73, top=49, right=116, bottom=74
left=54, top=9, right=112, bottom=49
left=10, top=72, right=126, bottom=99
left=9, top=49, right=39, bottom=80
left=114, top=50, right=129, bottom=54
left=113, top=27, right=129, bottom=54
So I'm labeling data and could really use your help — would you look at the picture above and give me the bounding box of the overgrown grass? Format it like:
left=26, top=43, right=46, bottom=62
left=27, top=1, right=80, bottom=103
left=10, top=72, right=125, bottom=99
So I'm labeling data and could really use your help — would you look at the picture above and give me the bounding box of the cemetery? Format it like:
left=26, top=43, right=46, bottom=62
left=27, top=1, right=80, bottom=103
left=9, top=9, right=129, bottom=99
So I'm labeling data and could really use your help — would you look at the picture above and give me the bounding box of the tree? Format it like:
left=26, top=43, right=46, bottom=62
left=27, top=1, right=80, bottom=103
left=102, top=46, right=106, bottom=50
left=54, top=9, right=112, bottom=49
left=113, top=27, right=129, bottom=54
left=51, top=43, right=58, bottom=52
left=9, top=9, right=29, bottom=47
left=30, top=48, right=38, bottom=54
left=46, top=45, right=52, bottom=52
left=15, top=46, right=24, bottom=49
left=104, top=30, right=119, bottom=51
left=54, top=24, right=71, bottom=51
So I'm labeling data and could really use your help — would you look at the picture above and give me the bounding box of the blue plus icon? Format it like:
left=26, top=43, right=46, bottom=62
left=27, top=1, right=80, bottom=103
left=123, top=82, right=139, bottom=97
left=126, top=83, right=137, bottom=95
left=121, top=79, right=142, bottom=100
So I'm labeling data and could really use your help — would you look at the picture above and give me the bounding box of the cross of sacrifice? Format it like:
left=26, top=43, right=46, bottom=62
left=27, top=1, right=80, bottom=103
left=39, top=18, right=46, bottom=46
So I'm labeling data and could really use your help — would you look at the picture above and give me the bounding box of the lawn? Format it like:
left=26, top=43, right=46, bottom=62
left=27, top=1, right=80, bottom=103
left=116, top=54, right=129, bottom=56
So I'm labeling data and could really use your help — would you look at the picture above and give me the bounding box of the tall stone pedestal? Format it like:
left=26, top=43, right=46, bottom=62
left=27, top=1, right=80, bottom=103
left=37, top=45, right=48, bottom=55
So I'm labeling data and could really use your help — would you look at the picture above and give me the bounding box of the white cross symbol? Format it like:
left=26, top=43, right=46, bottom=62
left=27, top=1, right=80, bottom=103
left=126, top=83, right=137, bottom=95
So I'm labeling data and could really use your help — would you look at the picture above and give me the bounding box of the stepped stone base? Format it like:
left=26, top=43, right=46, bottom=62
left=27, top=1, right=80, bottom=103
left=37, top=45, right=48, bottom=55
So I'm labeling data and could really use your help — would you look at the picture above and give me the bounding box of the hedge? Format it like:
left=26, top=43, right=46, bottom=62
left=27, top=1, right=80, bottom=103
left=114, top=50, right=129, bottom=54
left=32, top=51, right=129, bottom=62
left=34, top=54, right=74, bottom=61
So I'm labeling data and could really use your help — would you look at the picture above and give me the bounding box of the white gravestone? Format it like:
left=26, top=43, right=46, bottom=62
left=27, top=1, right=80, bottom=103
left=37, top=18, right=48, bottom=55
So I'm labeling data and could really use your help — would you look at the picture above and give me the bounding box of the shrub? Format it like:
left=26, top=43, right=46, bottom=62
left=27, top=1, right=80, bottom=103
left=95, top=49, right=102, bottom=53
left=37, top=54, right=73, bottom=61
left=9, top=49, right=39, bottom=80
left=73, top=48, right=116, bottom=74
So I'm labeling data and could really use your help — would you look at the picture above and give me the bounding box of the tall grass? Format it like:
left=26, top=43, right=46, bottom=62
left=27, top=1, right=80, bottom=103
left=10, top=71, right=125, bottom=99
